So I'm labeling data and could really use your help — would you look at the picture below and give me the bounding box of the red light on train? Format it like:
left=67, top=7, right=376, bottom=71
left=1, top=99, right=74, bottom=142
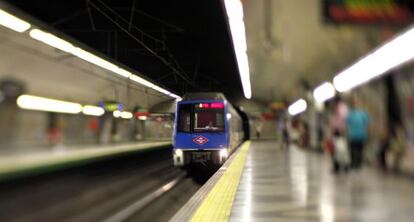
left=210, top=102, right=224, bottom=109
left=199, top=103, right=209, bottom=108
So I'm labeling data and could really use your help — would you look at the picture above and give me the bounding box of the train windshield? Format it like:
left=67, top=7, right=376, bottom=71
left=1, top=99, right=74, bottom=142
left=177, top=102, right=225, bottom=133
left=178, top=104, right=192, bottom=133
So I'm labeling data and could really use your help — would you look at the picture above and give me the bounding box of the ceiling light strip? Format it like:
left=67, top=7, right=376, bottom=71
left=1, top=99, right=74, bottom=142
left=224, top=0, right=252, bottom=99
left=288, top=99, right=307, bottom=116
left=0, top=9, right=31, bottom=32
left=13, top=94, right=156, bottom=119
left=82, top=105, right=105, bottom=116
left=333, top=26, right=414, bottom=92
left=17, top=94, right=83, bottom=114
left=313, top=82, right=336, bottom=103
left=113, top=110, right=133, bottom=119
left=26, top=27, right=180, bottom=99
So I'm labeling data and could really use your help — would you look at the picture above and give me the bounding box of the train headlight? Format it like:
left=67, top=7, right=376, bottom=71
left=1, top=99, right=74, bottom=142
left=175, top=149, right=183, bottom=156
left=219, top=149, right=228, bottom=158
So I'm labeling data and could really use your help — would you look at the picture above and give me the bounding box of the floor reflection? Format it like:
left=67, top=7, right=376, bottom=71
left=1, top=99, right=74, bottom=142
left=230, top=141, right=414, bottom=222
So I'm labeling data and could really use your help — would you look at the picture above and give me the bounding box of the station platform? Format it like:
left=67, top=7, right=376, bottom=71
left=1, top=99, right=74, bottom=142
left=0, top=141, right=171, bottom=181
left=172, top=140, right=414, bottom=222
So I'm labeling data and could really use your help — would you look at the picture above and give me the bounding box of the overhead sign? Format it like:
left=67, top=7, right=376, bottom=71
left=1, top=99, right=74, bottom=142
left=322, top=0, right=414, bottom=25
left=270, top=102, right=286, bottom=110
left=99, top=101, right=123, bottom=112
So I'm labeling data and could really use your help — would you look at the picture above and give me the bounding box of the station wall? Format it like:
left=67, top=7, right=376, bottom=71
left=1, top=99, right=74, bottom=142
left=0, top=26, right=176, bottom=152
left=340, top=65, right=414, bottom=175
left=0, top=107, right=174, bottom=152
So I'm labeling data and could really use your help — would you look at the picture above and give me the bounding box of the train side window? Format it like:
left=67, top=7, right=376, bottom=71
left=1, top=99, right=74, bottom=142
left=178, top=104, right=192, bottom=133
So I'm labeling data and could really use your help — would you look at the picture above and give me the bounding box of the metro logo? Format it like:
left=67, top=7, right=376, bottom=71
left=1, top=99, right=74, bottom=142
left=193, top=135, right=208, bottom=145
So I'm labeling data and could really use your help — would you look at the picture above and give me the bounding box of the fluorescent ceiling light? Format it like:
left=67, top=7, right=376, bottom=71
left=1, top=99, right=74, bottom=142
left=113, top=110, right=121, bottom=118
left=138, top=116, right=147, bottom=121
left=113, top=68, right=132, bottom=78
left=129, top=75, right=154, bottom=88
left=0, top=9, right=31, bottom=32
left=333, top=26, right=414, bottom=92
left=224, top=0, right=252, bottom=99
left=29, top=29, right=180, bottom=98
left=152, top=85, right=171, bottom=96
left=30, top=29, right=130, bottom=79
left=71, top=48, right=119, bottom=72
left=313, top=82, right=336, bottom=103
left=82, top=105, right=105, bottom=116
left=30, top=29, right=74, bottom=53
left=130, top=75, right=181, bottom=99
left=169, top=93, right=182, bottom=100
left=288, top=99, right=307, bottom=116
left=113, top=110, right=133, bottom=119
left=120, top=111, right=133, bottom=119
left=17, top=94, right=82, bottom=114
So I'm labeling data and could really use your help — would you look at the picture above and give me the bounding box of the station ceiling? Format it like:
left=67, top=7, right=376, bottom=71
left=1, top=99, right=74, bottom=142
left=4, top=0, right=413, bottom=104
left=244, top=0, right=412, bottom=103
left=5, top=0, right=244, bottom=100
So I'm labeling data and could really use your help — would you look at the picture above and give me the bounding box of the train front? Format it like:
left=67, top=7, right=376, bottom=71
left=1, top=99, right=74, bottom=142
left=173, top=100, right=229, bottom=167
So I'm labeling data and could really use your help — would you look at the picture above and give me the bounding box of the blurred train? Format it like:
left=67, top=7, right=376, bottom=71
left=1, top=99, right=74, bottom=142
left=173, top=93, right=244, bottom=167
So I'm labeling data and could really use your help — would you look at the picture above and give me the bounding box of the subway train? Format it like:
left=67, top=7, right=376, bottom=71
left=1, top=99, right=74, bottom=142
left=173, top=93, right=244, bottom=167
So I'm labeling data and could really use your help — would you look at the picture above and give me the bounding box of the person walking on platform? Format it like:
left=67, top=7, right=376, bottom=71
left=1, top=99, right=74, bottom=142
left=255, top=122, right=263, bottom=139
left=333, top=129, right=350, bottom=173
left=377, top=130, right=391, bottom=173
left=346, top=99, right=370, bottom=170
left=326, top=96, right=349, bottom=173
left=390, top=124, right=406, bottom=173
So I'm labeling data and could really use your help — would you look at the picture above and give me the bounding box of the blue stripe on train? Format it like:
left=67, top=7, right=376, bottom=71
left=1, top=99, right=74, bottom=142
left=174, top=132, right=228, bottom=149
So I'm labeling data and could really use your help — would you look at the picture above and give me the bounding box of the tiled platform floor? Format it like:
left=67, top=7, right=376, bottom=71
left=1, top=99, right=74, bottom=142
left=230, top=140, right=414, bottom=222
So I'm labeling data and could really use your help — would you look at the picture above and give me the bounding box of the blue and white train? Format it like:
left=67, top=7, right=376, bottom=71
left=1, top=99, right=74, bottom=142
left=173, top=93, right=244, bottom=166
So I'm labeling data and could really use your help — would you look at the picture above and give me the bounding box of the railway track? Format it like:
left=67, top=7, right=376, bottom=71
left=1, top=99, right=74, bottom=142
left=0, top=147, right=204, bottom=222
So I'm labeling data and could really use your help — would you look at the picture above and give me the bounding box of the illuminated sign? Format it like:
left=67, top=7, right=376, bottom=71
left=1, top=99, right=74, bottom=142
left=322, top=0, right=414, bottom=24
left=99, top=101, right=123, bottom=112
left=195, top=102, right=224, bottom=109
left=134, top=107, right=150, bottom=118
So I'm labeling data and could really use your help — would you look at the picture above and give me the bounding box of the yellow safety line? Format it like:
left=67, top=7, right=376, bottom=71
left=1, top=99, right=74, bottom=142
left=191, top=141, right=251, bottom=222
